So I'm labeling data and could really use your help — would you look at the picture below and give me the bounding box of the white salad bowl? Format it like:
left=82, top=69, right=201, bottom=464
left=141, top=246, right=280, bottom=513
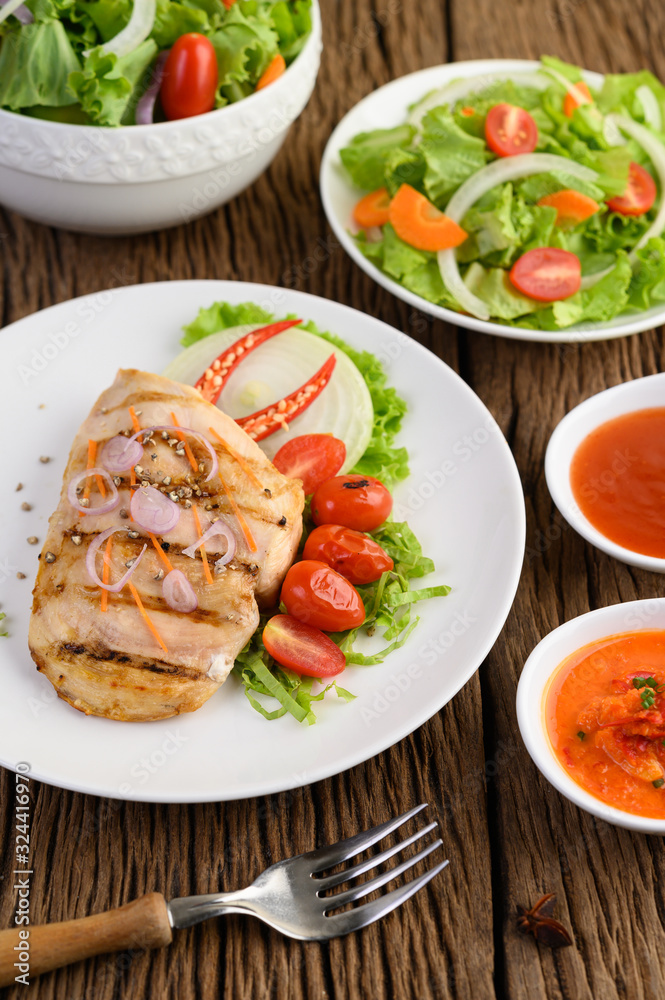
left=320, top=58, right=665, bottom=344
left=545, top=372, right=665, bottom=573
left=0, top=1, right=321, bottom=235
left=517, top=598, right=665, bottom=834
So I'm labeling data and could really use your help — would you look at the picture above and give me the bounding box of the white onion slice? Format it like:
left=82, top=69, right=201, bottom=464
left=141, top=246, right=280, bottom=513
left=86, top=526, right=147, bottom=592
left=602, top=116, right=627, bottom=147
left=606, top=114, right=665, bottom=255
left=183, top=520, right=236, bottom=569
left=130, top=486, right=180, bottom=533
left=0, top=0, right=31, bottom=24
left=540, top=64, right=593, bottom=108
left=437, top=154, right=600, bottom=320
left=68, top=467, right=120, bottom=516
left=407, top=71, right=549, bottom=131
left=636, top=85, right=662, bottom=132
left=162, top=570, right=197, bottom=613
left=135, top=50, right=168, bottom=125
left=101, top=434, right=144, bottom=473
left=100, top=0, right=156, bottom=57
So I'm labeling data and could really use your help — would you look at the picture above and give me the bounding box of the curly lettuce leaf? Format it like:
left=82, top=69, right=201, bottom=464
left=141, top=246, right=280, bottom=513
left=0, top=20, right=80, bottom=109
left=68, top=39, right=158, bottom=126
left=340, top=124, right=415, bottom=192
left=419, top=107, right=491, bottom=207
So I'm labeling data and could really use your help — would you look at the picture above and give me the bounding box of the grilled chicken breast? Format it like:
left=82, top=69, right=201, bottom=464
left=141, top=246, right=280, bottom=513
left=29, top=369, right=304, bottom=722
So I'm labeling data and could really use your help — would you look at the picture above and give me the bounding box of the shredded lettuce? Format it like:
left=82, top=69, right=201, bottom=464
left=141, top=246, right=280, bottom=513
left=181, top=300, right=450, bottom=723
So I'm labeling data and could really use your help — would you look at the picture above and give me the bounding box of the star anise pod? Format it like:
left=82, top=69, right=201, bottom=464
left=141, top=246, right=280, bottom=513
left=516, top=893, right=573, bottom=949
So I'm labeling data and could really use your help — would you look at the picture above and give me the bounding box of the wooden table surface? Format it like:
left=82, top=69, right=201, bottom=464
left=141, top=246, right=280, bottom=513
left=2, top=1, right=665, bottom=997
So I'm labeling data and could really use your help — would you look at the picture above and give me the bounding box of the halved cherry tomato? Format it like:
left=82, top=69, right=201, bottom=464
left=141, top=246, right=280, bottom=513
left=509, top=247, right=581, bottom=302
left=537, top=189, right=600, bottom=227
left=353, top=187, right=391, bottom=228
left=484, top=104, right=538, bottom=157
left=303, top=525, right=394, bottom=585
left=256, top=53, right=286, bottom=91
left=388, top=184, right=467, bottom=251
left=606, top=161, right=657, bottom=217
left=272, top=435, right=346, bottom=495
left=563, top=80, right=592, bottom=118
left=281, top=560, right=365, bottom=631
left=160, top=34, right=218, bottom=121
left=263, top=614, right=346, bottom=677
left=311, top=474, right=393, bottom=532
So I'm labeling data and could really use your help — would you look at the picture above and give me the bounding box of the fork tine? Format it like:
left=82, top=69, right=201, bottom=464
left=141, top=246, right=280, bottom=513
left=323, top=838, right=443, bottom=910
left=307, top=803, right=428, bottom=872
left=325, top=858, right=449, bottom=936
left=315, top=821, right=438, bottom=892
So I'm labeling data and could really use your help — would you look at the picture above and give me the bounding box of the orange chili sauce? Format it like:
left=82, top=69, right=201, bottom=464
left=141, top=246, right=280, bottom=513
left=570, top=407, right=665, bottom=558
left=546, top=629, right=665, bottom=818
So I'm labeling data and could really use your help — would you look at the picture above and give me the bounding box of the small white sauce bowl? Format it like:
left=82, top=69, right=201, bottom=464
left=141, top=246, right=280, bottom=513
left=545, top=372, right=665, bottom=573
left=517, top=598, right=665, bottom=834
left=0, top=1, right=321, bottom=235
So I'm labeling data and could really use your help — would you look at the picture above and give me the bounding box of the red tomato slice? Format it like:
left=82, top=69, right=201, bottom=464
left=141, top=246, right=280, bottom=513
left=484, top=104, right=538, bottom=157
left=303, top=524, right=394, bottom=585
left=281, top=560, right=365, bottom=631
left=606, top=162, right=657, bottom=217
left=160, top=34, right=218, bottom=121
left=272, top=435, right=346, bottom=495
left=311, top=475, right=393, bottom=532
left=263, top=614, right=346, bottom=677
left=509, top=248, right=581, bottom=302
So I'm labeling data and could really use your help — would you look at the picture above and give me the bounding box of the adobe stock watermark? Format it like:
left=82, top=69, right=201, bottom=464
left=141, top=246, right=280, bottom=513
left=13, top=761, right=32, bottom=987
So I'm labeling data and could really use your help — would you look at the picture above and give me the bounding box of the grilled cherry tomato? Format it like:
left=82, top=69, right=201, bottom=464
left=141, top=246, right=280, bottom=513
left=303, top=525, right=394, bottom=585
left=311, top=475, right=393, bottom=532
left=263, top=614, right=346, bottom=677
left=606, top=161, right=657, bottom=216
left=281, top=560, right=365, bottom=631
left=509, top=247, right=581, bottom=302
left=484, top=104, right=538, bottom=157
left=160, top=34, right=218, bottom=121
left=272, top=435, right=346, bottom=495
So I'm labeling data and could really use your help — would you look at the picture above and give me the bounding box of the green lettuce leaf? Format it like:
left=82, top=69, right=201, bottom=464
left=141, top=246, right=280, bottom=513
left=463, top=263, right=542, bottom=321
left=68, top=39, right=158, bottom=126
left=597, top=70, right=665, bottom=123
left=340, top=124, right=416, bottom=191
left=627, top=238, right=665, bottom=309
left=0, top=21, right=80, bottom=109
left=419, top=107, right=490, bottom=206
left=210, top=1, right=279, bottom=105
left=182, top=300, right=274, bottom=347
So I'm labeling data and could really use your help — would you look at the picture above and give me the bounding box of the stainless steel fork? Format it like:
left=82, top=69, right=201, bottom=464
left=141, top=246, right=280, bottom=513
left=0, top=803, right=447, bottom=986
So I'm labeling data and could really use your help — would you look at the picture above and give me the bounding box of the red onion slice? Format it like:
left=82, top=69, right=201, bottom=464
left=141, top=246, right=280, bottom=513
left=130, top=486, right=180, bottom=534
left=182, top=519, right=236, bottom=569
left=68, top=468, right=120, bottom=516
left=100, top=435, right=144, bottom=473
left=0, top=0, right=33, bottom=24
left=162, top=570, right=198, bottom=613
left=136, top=51, right=168, bottom=125
left=86, top=527, right=147, bottom=593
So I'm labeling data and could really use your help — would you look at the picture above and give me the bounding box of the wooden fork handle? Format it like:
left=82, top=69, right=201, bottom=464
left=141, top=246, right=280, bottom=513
left=0, top=892, right=172, bottom=987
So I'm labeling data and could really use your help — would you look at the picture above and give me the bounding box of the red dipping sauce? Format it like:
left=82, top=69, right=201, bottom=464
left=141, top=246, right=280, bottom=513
left=570, top=407, right=665, bottom=558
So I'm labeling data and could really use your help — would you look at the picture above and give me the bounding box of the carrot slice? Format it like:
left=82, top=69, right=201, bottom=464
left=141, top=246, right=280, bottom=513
left=208, top=426, right=264, bottom=491
left=388, top=184, right=467, bottom=252
left=100, top=537, right=112, bottom=613
left=460, top=106, right=475, bottom=117
left=170, top=412, right=198, bottom=473
left=563, top=80, right=592, bottom=118
left=256, top=53, right=286, bottom=91
left=128, top=405, right=142, bottom=434
left=353, top=188, right=391, bottom=229
left=128, top=582, right=168, bottom=654
left=148, top=532, right=174, bottom=573
left=218, top=472, right=258, bottom=553
left=192, top=505, right=214, bottom=585
left=537, top=189, right=600, bottom=227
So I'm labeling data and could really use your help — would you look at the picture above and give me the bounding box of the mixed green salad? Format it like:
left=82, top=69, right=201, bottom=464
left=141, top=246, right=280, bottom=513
left=178, top=300, right=449, bottom=724
left=340, top=56, right=665, bottom=330
left=0, top=0, right=312, bottom=126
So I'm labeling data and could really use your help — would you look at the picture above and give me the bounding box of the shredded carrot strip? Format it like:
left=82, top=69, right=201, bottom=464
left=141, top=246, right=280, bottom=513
left=100, top=537, right=112, bottom=612
left=170, top=411, right=198, bottom=473
left=128, top=405, right=142, bottom=434
left=82, top=439, right=107, bottom=511
left=128, top=581, right=168, bottom=654
left=148, top=532, right=174, bottom=573
left=192, top=505, right=214, bottom=585
left=208, top=426, right=264, bottom=491
left=218, top=471, right=257, bottom=553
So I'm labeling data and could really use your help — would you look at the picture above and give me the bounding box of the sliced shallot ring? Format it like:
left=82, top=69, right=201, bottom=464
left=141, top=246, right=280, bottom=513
left=162, top=569, right=198, bottom=613
left=135, top=50, right=168, bottom=125
left=101, top=434, right=144, bottom=473
left=68, top=468, right=120, bottom=516
left=101, top=425, right=218, bottom=481
left=182, top=520, right=237, bottom=568
left=86, top=527, right=147, bottom=592
left=131, top=486, right=180, bottom=534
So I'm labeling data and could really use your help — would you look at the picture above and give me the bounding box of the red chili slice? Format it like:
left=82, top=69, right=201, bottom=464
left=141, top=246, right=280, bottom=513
left=195, top=319, right=302, bottom=404
left=236, top=354, right=337, bottom=442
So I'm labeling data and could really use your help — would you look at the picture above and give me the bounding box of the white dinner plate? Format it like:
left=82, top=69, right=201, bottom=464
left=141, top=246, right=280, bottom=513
left=320, top=58, right=665, bottom=344
left=0, top=281, right=525, bottom=802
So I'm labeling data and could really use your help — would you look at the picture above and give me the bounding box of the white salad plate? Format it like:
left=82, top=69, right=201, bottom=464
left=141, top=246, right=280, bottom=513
left=545, top=372, right=665, bottom=573
left=0, top=281, right=525, bottom=803
left=320, top=58, right=665, bottom=344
